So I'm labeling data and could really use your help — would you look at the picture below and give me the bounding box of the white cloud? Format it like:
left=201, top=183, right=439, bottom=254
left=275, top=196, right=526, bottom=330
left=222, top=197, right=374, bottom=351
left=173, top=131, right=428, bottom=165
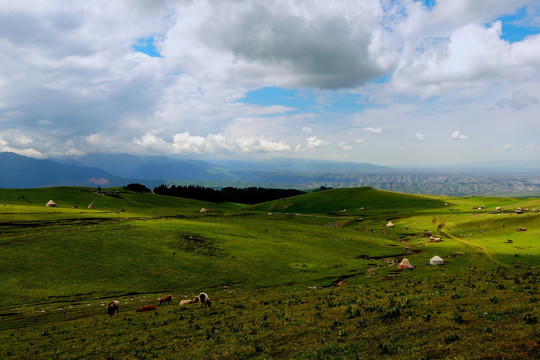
left=451, top=130, right=467, bottom=140
left=504, top=144, right=516, bottom=151
left=132, top=131, right=290, bottom=155
left=337, top=141, right=352, bottom=151
left=388, top=1, right=540, bottom=97
left=135, top=132, right=172, bottom=152
left=171, top=133, right=227, bottom=154
left=235, top=136, right=290, bottom=153
left=0, top=0, right=539, bottom=165
left=526, top=144, right=539, bottom=151
left=15, top=135, right=32, bottom=145
left=364, top=127, right=383, bottom=134
left=305, top=136, right=330, bottom=150
left=0, top=134, right=44, bottom=158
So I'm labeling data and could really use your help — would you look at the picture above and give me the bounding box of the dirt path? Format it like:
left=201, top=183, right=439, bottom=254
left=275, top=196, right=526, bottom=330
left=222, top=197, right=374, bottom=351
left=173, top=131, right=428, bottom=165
left=439, top=230, right=507, bottom=267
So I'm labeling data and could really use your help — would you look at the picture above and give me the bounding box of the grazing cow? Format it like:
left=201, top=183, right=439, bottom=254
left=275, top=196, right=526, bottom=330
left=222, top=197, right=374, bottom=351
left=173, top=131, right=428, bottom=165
left=136, top=305, right=158, bottom=312
left=179, top=298, right=198, bottom=306
left=198, top=292, right=211, bottom=307
left=158, top=294, right=172, bottom=305
left=107, top=300, right=120, bottom=316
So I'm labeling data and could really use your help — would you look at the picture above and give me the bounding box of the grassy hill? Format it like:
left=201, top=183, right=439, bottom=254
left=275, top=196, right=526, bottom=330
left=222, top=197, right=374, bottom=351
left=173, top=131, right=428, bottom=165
left=0, top=186, right=538, bottom=359
left=248, top=186, right=445, bottom=215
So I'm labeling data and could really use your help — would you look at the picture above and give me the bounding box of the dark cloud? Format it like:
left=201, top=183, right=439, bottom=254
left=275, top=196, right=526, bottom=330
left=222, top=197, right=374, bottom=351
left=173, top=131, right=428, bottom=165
left=199, top=1, right=385, bottom=89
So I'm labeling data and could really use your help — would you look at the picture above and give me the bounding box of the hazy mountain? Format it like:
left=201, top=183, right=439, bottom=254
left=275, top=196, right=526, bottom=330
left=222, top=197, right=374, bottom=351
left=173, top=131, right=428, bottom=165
left=3, top=152, right=540, bottom=196
left=60, top=153, right=235, bottom=181
left=58, top=153, right=170, bottom=178
left=0, top=152, right=115, bottom=188
left=212, top=158, right=392, bottom=174
left=401, top=160, right=540, bottom=175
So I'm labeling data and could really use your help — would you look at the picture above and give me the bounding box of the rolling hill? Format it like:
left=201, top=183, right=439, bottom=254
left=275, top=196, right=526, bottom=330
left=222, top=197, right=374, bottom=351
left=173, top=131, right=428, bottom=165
left=0, top=186, right=538, bottom=359
left=248, top=186, right=445, bottom=214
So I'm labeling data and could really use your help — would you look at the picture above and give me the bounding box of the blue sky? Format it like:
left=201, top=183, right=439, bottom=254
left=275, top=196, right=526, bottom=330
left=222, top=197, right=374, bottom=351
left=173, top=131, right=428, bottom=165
left=1, top=1, right=540, bottom=166
left=132, top=37, right=162, bottom=58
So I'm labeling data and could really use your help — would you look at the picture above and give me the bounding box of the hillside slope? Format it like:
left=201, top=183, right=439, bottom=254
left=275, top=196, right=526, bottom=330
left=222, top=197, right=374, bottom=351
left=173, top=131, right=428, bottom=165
left=247, top=186, right=445, bottom=214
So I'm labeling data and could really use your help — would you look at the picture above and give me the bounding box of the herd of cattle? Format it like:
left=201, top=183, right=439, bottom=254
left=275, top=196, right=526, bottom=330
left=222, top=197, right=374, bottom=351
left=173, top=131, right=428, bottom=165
left=107, top=292, right=211, bottom=316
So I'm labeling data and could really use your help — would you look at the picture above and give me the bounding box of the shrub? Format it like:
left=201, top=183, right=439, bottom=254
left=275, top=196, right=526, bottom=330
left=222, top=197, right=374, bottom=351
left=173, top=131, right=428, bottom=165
left=124, top=183, right=151, bottom=193
left=450, top=313, right=464, bottom=324
left=444, top=333, right=460, bottom=345
left=523, top=314, right=537, bottom=324
left=378, top=341, right=391, bottom=355
left=380, top=306, right=401, bottom=321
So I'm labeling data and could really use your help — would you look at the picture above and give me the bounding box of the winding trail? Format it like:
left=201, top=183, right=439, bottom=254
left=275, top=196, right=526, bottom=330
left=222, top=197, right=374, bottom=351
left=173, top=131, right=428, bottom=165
left=439, top=230, right=507, bottom=267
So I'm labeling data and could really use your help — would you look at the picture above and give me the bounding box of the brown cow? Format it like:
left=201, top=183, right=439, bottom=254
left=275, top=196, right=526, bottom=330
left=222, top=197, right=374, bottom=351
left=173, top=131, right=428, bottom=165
left=107, top=300, right=120, bottom=316
left=136, top=305, right=157, bottom=312
left=158, top=294, right=172, bottom=305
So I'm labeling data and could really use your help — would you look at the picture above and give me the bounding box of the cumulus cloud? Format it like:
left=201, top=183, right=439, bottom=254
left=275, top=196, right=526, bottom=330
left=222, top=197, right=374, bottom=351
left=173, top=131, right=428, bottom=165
left=235, top=136, right=290, bottom=153
left=1, top=0, right=540, bottom=164
left=451, top=130, right=467, bottom=140
left=526, top=144, right=539, bottom=151
left=171, top=133, right=226, bottom=154
left=389, top=1, right=540, bottom=97
left=175, top=0, right=387, bottom=90
left=0, top=134, right=44, bottom=158
left=133, top=131, right=290, bottom=155
left=135, top=132, right=172, bottom=152
left=305, top=136, right=330, bottom=150
left=504, top=144, right=516, bottom=151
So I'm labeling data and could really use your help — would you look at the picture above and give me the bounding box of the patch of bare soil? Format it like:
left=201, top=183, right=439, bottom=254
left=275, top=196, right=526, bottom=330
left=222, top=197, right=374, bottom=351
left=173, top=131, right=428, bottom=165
left=178, top=233, right=227, bottom=257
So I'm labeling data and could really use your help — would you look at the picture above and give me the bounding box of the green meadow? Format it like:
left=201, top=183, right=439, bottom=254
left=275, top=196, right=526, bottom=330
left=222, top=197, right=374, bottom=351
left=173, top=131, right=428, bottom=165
left=0, top=186, right=538, bottom=359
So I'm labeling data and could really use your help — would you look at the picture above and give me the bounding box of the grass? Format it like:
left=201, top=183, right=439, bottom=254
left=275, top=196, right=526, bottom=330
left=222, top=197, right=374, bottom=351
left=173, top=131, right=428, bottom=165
left=1, top=266, right=537, bottom=359
left=0, top=186, right=538, bottom=359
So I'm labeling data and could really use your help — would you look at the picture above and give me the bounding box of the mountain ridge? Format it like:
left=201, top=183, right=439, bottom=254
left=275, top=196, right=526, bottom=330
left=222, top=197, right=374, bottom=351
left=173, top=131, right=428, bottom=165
left=2, top=152, right=540, bottom=196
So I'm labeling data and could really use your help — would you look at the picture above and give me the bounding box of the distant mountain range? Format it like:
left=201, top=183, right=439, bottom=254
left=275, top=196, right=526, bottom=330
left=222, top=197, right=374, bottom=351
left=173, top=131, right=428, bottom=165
left=1, top=151, right=540, bottom=196
left=0, top=152, right=163, bottom=189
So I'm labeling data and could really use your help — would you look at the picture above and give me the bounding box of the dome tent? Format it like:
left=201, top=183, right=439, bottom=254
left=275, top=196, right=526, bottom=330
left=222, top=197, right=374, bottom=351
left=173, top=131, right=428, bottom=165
left=46, top=200, right=57, bottom=207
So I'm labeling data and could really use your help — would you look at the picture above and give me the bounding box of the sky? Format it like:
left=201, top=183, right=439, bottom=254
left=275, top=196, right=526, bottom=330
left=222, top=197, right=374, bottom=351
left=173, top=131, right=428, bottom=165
left=1, top=0, right=540, bottom=166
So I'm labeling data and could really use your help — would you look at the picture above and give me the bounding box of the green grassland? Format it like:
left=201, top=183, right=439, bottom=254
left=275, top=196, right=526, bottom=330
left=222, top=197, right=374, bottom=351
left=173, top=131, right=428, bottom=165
left=0, top=186, right=538, bottom=359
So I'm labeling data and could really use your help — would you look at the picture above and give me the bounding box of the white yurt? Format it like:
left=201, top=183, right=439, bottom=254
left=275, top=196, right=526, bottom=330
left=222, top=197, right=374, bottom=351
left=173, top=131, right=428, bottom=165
left=429, top=255, right=445, bottom=265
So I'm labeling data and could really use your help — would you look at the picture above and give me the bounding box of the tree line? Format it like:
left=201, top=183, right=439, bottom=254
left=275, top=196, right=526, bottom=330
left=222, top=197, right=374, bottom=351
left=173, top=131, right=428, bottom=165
left=151, top=184, right=305, bottom=204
